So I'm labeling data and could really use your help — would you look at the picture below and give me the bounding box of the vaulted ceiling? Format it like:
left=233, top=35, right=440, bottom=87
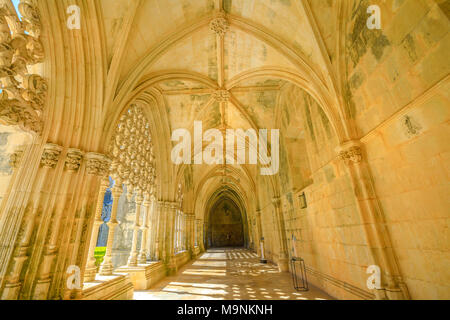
left=97, top=0, right=345, bottom=212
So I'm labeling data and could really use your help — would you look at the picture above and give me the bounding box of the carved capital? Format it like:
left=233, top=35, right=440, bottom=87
left=40, top=143, right=63, bottom=169
left=210, top=12, right=229, bottom=36
left=9, top=146, right=25, bottom=169
left=65, top=148, right=83, bottom=172
left=85, top=152, right=111, bottom=177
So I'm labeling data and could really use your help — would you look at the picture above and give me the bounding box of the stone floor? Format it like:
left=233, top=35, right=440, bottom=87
left=134, top=248, right=335, bottom=300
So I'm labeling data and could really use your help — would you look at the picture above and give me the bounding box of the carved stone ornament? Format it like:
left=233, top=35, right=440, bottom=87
left=85, top=153, right=111, bottom=177
left=9, top=146, right=25, bottom=168
left=0, top=0, right=46, bottom=135
left=209, top=12, right=229, bottom=36
left=213, top=89, right=230, bottom=102
left=40, top=143, right=63, bottom=169
left=108, top=103, right=156, bottom=195
left=338, top=145, right=363, bottom=165
left=65, top=148, right=83, bottom=172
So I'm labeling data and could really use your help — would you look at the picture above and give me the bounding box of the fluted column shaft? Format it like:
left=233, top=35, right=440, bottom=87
left=154, top=201, right=164, bottom=261
left=138, top=195, right=151, bottom=264
left=99, top=182, right=123, bottom=275
left=165, top=202, right=178, bottom=273
left=128, top=192, right=143, bottom=266
left=256, top=210, right=263, bottom=256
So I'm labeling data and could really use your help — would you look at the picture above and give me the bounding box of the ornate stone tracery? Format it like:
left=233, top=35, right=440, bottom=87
left=108, top=103, right=156, bottom=196
left=0, top=0, right=46, bottom=134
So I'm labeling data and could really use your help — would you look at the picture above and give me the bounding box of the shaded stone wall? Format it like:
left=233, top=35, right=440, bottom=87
left=259, top=84, right=371, bottom=300
left=209, top=199, right=244, bottom=247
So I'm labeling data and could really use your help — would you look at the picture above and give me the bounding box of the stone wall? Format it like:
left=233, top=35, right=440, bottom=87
left=345, top=0, right=450, bottom=299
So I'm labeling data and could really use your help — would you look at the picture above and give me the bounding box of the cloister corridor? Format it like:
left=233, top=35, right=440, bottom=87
left=134, top=249, right=334, bottom=300
left=0, top=0, right=448, bottom=302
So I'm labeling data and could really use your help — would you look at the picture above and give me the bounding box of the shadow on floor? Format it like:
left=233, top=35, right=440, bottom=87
left=133, top=248, right=335, bottom=300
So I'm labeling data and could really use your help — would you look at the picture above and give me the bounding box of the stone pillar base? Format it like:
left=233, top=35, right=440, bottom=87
left=277, top=257, right=289, bottom=272
left=32, top=279, right=51, bottom=300
left=84, top=266, right=98, bottom=282
left=82, top=273, right=134, bottom=300
left=137, top=253, right=148, bottom=265
left=1, top=283, right=21, bottom=300
left=115, top=261, right=166, bottom=290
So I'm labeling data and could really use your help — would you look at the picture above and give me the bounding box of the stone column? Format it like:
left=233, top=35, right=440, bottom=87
left=199, top=222, right=206, bottom=252
left=99, top=181, right=123, bottom=275
left=84, top=177, right=110, bottom=281
left=154, top=201, right=164, bottom=261
left=127, top=191, right=143, bottom=266
left=146, top=196, right=155, bottom=260
left=272, top=197, right=289, bottom=272
left=165, top=202, right=178, bottom=274
left=185, top=214, right=194, bottom=257
left=138, top=194, right=151, bottom=264
left=194, top=219, right=199, bottom=247
left=1, top=143, right=63, bottom=300
left=255, top=210, right=267, bottom=263
left=338, top=141, right=408, bottom=300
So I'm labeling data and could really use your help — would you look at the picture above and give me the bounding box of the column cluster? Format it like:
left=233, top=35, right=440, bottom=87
left=86, top=104, right=157, bottom=276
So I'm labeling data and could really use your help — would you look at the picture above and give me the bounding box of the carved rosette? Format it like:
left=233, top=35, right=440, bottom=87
left=210, top=12, right=229, bottom=36
left=65, top=148, right=83, bottom=172
left=40, top=143, right=63, bottom=169
left=0, top=0, right=46, bottom=135
left=85, top=153, right=111, bottom=177
left=213, top=89, right=230, bottom=102
left=339, top=146, right=362, bottom=165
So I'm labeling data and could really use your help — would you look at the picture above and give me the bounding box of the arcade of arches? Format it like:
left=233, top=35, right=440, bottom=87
left=0, top=0, right=449, bottom=300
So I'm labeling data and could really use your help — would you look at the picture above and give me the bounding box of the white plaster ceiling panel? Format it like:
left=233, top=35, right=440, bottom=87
left=165, top=94, right=213, bottom=130
left=147, top=28, right=218, bottom=80
left=100, top=0, right=135, bottom=65
left=226, top=101, right=255, bottom=130
left=117, top=0, right=217, bottom=81
left=224, top=28, right=296, bottom=81
left=225, top=0, right=327, bottom=76
left=308, top=0, right=338, bottom=62
left=158, top=79, right=209, bottom=91
left=231, top=90, right=278, bottom=129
